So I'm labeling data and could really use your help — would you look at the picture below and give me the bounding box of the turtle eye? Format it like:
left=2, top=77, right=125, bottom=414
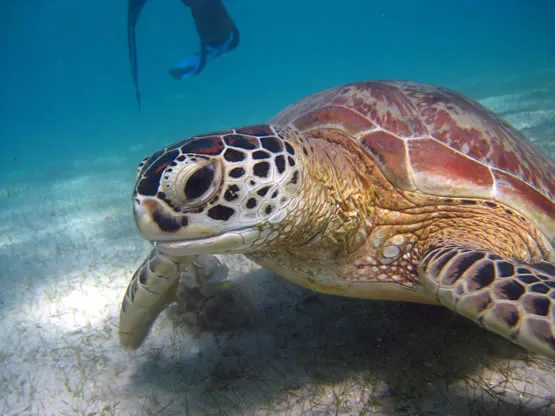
left=183, top=163, right=219, bottom=205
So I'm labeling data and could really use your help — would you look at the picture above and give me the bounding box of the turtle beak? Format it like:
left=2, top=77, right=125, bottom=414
left=132, top=193, right=228, bottom=250
left=133, top=194, right=262, bottom=256
left=133, top=194, right=183, bottom=240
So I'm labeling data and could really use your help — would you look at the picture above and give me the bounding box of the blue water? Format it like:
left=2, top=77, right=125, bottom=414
left=0, top=2, right=554, bottom=414
left=1, top=0, right=554, bottom=176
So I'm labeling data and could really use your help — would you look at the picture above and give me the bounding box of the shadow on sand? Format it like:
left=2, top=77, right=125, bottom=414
left=129, top=265, right=554, bottom=415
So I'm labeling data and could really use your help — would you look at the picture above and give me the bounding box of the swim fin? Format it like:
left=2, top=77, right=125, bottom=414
left=127, top=0, right=240, bottom=106
left=169, top=0, right=240, bottom=80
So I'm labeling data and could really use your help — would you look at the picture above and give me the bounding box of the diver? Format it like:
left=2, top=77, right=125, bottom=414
left=127, top=0, right=240, bottom=109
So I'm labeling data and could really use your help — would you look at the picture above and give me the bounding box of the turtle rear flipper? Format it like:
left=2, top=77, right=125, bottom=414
left=419, top=246, right=555, bottom=359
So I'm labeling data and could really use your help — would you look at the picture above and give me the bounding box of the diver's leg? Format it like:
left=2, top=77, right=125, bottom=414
left=127, top=0, right=149, bottom=108
left=169, top=0, right=240, bottom=79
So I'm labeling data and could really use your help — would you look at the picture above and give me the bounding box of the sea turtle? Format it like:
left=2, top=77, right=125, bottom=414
left=119, top=80, right=555, bottom=359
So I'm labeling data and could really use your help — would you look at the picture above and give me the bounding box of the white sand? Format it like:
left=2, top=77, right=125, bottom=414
left=0, top=89, right=554, bottom=415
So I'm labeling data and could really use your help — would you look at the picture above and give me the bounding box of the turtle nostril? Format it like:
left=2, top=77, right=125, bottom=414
left=133, top=198, right=148, bottom=219
left=134, top=198, right=161, bottom=219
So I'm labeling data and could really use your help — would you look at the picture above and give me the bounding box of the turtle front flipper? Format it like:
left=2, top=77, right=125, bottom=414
left=419, top=246, right=555, bottom=359
left=119, top=248, right=192, bottom=349
left=119, top=249, right=228, bottom=349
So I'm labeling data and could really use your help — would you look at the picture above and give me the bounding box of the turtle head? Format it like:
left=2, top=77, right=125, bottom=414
left=133, top=124, right=304, bottom=256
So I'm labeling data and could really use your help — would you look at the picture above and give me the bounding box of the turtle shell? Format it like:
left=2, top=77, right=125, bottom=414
left=271, top=81, right=554, bottom=242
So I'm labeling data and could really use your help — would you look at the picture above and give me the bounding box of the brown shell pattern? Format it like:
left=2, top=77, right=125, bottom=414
left=270, top=81, right=554, bottom=239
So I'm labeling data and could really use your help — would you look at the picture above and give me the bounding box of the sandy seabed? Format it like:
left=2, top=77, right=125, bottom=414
left=1, top=77, right=554, bottom=415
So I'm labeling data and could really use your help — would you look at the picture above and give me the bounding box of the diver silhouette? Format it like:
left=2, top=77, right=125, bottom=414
left=127, top=0, right=240, bottom=109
